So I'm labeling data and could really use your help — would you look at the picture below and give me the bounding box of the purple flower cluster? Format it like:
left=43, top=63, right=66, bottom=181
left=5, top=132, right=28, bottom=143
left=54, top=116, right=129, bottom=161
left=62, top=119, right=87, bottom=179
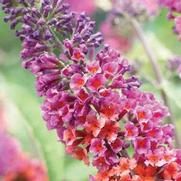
left=160, top=0, right=181, bottom=39
left=41, top=46, right=140, bottom=166
left=0, top=131, right=48, bottom=181
left=0, top=131, right=22, bottom=176
left=168, top=56, right=181, bottom=78
left=0, top=100, right=48, bottom=180
left=1, top=0, right=102, bottom=58
left=1, top=0, right=181, bottom=180
left=111, top=0, right=159, bottom=19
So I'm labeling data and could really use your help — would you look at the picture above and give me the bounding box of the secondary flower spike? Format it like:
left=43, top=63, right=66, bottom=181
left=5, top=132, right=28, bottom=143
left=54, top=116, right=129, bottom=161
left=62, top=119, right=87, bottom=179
left=0, top=131, right=48, bottom=181
left=160, top=0, right=181, bottom=40
left=168, top=56, right=181, bottom=79
left=1, top=0, right=181, bottom=180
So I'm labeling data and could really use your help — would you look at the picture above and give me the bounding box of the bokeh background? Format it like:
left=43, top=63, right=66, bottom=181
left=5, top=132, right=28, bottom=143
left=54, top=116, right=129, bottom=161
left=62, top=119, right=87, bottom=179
left=0, top=1, right=181, bottom=181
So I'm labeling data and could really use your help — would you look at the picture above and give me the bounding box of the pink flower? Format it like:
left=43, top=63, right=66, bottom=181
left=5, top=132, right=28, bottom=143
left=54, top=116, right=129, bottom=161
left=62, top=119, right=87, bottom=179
left=93, top=156, right=110, bottom=171
left=70, top=73, right=85, bottom=90
left=160, top=0, right=181, bottom=13
left=176, top=149, right=181, bottom=165
left=138, top=0, right=159, bottom=14
left=87, top=74, right=106, bottom=91
left=85, top=111, right=105, bottom=137
left=134, top=162, right=157, bottom=180
left=77, top=89, right=90, bottom=103
left=98, top=122, right=119, bottom=142
left=145, top=151, right=162, bottom=167
left=63, top=127, right=76, bottom=146
left=175, top=16, right=181, bottom=39
left=92, top=157, right=137, bottom=180
left=71, top=147, right=89, bottom=165
left=163, top=162, right=179, bottom=180
left=0, top=132, right=48, bottom=181
left=0, top=132, right=22, bottom=175
left=110, top=138, right=124, bottom=153
left=66, top=0, right=96, bottom=15
left=102, top=62, right=119, bottom=78
left=72, top=48, right=85, bottom=61
left=100, top=103, right=118, bottom=120
left=90, top=138, right=106, bottom=155
left=125, top=122, right=139, bottom=139
left=160, top=0, right=181, bottom=40
left=87, top=61, right=101, bottom=74
left=145, top=148, right=175, bottom=167
left=101, top=21, right=132, bottom=53
left=140, top=121, right=153, bottom=132
left=4, top=160, right=48, bottom=181
left=147, top=127, right=163, bottom=140
left=134, top=137, right=151, bottom=155
left=0, top=104, right=6, bottom=132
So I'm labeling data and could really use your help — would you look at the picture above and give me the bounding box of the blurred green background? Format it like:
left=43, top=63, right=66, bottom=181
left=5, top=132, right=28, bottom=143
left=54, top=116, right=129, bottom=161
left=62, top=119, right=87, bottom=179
left=0, top=7, right=181, bottom=181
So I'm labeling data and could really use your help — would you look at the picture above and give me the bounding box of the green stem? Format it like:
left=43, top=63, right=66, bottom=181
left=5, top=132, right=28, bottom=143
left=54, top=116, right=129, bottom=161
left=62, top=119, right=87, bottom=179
left=48, top=27, right=64, bottom=50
